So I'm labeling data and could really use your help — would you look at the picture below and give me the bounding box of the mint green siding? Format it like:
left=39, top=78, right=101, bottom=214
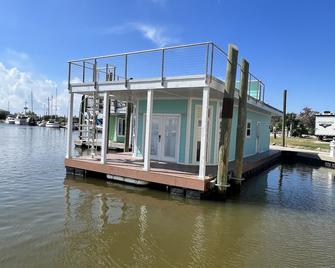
left=109, top=114, right=125, bottom=143
left=136, top=99, right=188, bottom=163
left=135, top=97, right=271, bottom=165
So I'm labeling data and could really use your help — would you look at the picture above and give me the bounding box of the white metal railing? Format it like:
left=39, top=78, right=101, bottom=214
left=67, top=42, right=265, bottom=101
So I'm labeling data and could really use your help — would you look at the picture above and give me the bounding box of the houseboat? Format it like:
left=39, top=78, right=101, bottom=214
left=64, top=42, right=282, bottom=196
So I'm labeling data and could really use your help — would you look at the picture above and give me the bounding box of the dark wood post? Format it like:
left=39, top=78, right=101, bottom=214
left=234, top=58, right=249, bottom=183
left=282, top=90, right=287, bottom=147
left=216, top=44, right=239, bottom=193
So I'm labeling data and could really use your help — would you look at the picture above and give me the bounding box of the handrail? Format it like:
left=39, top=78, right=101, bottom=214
left=68, top=41, right=213, bottom=63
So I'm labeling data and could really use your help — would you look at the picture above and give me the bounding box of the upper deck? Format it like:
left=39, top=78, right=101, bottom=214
left=67, top=42, right=281, bottom=116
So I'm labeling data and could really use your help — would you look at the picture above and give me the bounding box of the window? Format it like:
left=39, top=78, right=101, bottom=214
left=246, top=120, right=251, bottom=137
left=117, top=118, right=126, bottom=136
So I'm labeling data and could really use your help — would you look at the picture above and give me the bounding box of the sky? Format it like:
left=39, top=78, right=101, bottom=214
left=0, top=0, right=334, bottom=115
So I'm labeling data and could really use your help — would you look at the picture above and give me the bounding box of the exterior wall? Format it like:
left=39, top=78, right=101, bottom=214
left=134, top=96, right=271, bottom=165
left=135, top=98, right=188, bottom=163
left=109, top=114, right=125, bottom=143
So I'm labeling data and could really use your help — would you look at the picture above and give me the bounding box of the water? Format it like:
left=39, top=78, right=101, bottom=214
left=0, top=124, right=334, bottom=267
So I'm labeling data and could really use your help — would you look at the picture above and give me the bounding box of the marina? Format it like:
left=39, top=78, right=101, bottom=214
left=1, top=1, right=335, bottom=266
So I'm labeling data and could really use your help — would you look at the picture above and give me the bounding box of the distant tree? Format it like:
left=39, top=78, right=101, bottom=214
left=298, top=107, right=317, bottom=134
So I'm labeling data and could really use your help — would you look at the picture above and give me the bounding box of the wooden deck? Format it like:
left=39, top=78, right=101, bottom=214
left=65, top=150, right=281, bottom=192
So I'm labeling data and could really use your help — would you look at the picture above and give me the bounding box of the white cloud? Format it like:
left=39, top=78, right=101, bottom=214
left=2, top=49, right=32, bottom=70
left=102, top=22, right=179, bottom=47
left=132, top=23, right=178, bottom=47
left=0, top=62, right=71, bottom=116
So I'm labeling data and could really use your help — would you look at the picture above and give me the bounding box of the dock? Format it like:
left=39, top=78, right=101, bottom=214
left=65, top=150, right=281, bottom=194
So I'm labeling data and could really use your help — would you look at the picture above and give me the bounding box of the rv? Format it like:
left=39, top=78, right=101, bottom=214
left=315, top=111, right=335, bottom=140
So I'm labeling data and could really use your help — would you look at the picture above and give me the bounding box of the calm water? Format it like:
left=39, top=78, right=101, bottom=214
left=0, top=123, right=334, bottom=267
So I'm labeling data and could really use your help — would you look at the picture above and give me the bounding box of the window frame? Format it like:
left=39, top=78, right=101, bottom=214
left=246, top=119, right=252, bottom=138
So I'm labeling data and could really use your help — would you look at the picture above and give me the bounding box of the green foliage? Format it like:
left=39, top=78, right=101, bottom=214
left=270, top=106, right=318, bottom=137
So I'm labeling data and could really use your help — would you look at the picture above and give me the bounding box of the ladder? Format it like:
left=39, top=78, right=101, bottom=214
left=78, top=93, right=101, bottom=158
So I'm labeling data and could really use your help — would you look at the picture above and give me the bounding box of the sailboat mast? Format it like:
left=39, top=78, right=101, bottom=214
left=55, top=88, right=57, bottom=117
left=31, top=90, right=34, bottom=113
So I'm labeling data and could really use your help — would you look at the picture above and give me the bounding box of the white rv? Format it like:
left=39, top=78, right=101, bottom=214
left=315, top=112, right=335, bottom=140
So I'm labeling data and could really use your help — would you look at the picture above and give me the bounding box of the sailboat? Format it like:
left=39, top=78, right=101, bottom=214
left=46, top=89, right=60, bottom=128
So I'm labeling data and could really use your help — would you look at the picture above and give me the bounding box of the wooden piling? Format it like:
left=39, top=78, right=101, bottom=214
left=124, top=102, right=132, bottom=152
left=282, top=90, right=287, bottom=147
left=233, top=58, right=249, bottom=184
left=216, top=44, right=239, bottom=193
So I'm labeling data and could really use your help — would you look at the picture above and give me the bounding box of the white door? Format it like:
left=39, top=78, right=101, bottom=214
left=162, top=116, right=179, bottom=162
left=146, top=115, right=180, bottom=162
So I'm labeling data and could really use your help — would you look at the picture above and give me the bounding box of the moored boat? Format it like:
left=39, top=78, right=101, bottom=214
left=46, top=120, right=60, bottom=128
left=5, top=115, right=15, bottom=124
left=14, top=114, right=29, bottom=125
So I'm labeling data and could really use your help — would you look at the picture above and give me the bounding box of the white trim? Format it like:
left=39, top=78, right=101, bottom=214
left=133, top=100, right=139, bottom=158
left=185, top=97, right=192, bottom=164
left=199, top=87, right=210, bottom=179
left=143, top=90, right=153, bottom=171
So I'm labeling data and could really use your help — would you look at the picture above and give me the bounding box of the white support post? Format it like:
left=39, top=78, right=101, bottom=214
left=143, top=89, right=153, bottom=171
left=199, top=87, right=210, bottom=179
left=101, top=92, right=109, bottom=164
left=66, top=93, right=74, bottom=159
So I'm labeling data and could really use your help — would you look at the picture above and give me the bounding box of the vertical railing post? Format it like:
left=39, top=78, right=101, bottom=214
left=105, top=63, right=109, bottom=81
left=125, top=54, right=128, bottom=87
left=161, top=49, right=165, bottom=86
left=205, top=43, right=209, bottom=83
left=68, top=62, right=72, bottom=91
left=82, top=61, right=85, bottom=83
left=93, top=59, right=97, bottom=88
left=210, top=43, right=214, bottom=83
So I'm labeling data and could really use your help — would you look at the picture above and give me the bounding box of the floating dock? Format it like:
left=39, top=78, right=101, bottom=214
left=65, top=150, right=281, bottom=195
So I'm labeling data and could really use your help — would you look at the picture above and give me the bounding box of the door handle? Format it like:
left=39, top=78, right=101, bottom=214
left=158, top=134, right=161, bottom=142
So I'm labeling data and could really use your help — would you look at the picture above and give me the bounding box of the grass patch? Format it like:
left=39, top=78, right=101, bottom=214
left=270, top=136, right=330, bottom=152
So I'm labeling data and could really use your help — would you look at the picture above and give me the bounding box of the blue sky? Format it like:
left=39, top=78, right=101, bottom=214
left=0, top=0, right=334, bottom=115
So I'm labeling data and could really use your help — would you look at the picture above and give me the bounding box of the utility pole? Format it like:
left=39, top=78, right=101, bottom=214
left=216, top=44, right=239, bottom=194
left=282, top=90, right=287, bottom=147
